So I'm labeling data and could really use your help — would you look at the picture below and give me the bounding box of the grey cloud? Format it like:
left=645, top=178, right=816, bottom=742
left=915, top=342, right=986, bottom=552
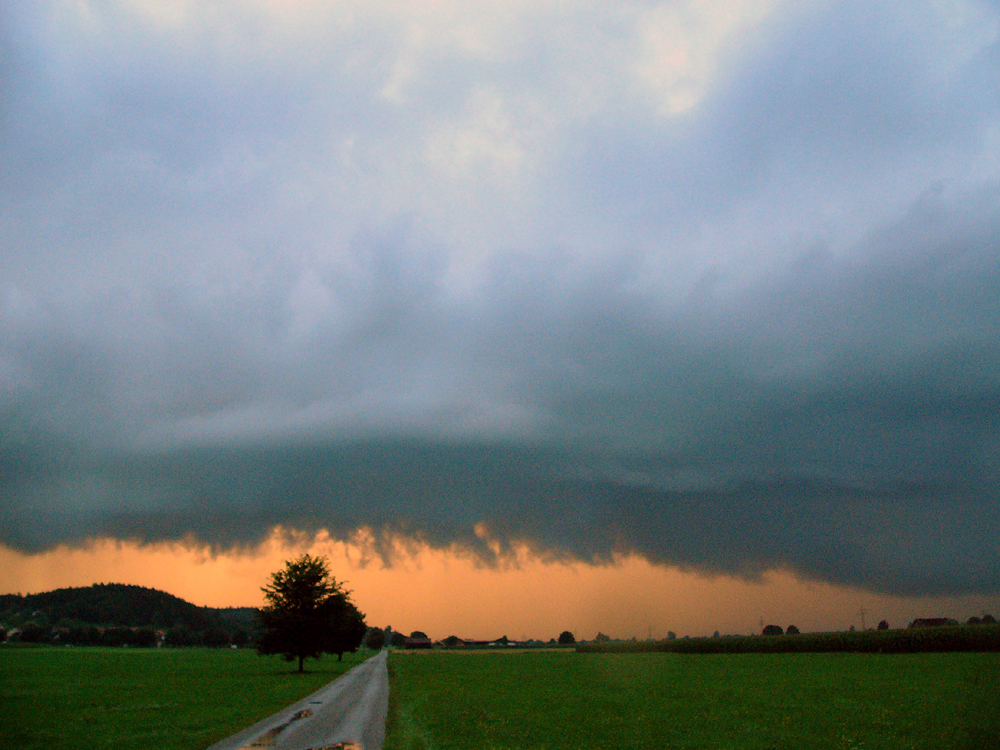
left=2, top=1, right=1000, bottom=595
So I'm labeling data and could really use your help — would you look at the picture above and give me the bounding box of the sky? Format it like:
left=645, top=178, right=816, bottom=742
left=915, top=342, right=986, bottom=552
left=2, top=0, right=1000, bottom=639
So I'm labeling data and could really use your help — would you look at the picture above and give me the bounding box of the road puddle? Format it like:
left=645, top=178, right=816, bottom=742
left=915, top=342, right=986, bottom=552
left=238, top=709, right=313, bottom=748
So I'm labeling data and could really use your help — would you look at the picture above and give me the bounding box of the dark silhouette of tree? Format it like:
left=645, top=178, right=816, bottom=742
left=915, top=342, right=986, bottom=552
left=762, top=624, right=784, bottom=636
left=442, top=635, right=462, bottom=647
left=165, top=624, right=199, bottom=647
left=558, top=630, right=575, bottom=645
left=594, top=632, right=611, bottom=642
left=409, top=630, right=428, bottom=639
left=982, top=614, right=997, bottom=625
left=364, top=627, right=386, bottom=649
left=667, top=631, right=677, bottom=640
left=256, top=554, right=366, bottom=672
left=17, top=622, right=50, bottom=643
left=877, top=620, right=889, bottom=631
left=203, top=628, right=230, bottom=647
left=786, top=624, right=800, bottom=635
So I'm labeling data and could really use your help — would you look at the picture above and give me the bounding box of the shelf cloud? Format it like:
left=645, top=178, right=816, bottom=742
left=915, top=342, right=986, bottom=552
left=3, top=0, right=1000, bottom=596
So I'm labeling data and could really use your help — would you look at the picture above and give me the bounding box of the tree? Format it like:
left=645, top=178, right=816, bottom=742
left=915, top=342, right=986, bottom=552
left=558, top=630, right=575, bottom=645
left=256, top=554, right=367, bottom=672
left=877, top=620, right=889, bottom=631
left=364, top=627, right=385, bottom=649
left=786, top=624, right=800, bottom=635
left=594, top=632, right=611, bottom=642
left=762, top=624, right=784, bottom=636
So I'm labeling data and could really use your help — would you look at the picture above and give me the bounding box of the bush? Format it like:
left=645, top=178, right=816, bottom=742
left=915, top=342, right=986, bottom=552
left=165, top=625, right=199, bottom=647
left=18, top=623, right=51, bottom=643
left=202, top=628, right=230, bottom=648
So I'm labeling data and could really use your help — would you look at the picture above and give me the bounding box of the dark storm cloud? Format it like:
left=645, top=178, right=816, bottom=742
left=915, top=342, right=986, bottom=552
left=2, top=1, right=1000, bottom=595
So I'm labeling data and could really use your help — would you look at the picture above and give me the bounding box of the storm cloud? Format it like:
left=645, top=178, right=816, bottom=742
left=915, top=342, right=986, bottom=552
left=3, top=0, right=1000, bottom=595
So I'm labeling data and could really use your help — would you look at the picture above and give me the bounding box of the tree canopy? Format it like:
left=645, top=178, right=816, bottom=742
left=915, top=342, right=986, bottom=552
left=256, top=554, right=367, bottom=672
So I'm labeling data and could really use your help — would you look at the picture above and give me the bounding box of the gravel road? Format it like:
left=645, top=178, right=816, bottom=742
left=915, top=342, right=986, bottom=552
left=205, top=650, right=389, bottom=750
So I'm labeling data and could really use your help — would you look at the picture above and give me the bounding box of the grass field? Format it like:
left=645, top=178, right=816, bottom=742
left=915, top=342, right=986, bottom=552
left=0, top=645, right=370, bottom=750
left=384, top=649, right=1000, bottom=750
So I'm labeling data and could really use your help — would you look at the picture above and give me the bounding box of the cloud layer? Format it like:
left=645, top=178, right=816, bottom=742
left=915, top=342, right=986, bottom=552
left=3, top=0, right=1000, bottom=595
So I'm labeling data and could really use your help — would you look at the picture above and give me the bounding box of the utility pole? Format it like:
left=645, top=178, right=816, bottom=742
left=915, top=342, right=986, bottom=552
left=859, top=608, right=867, bottom=631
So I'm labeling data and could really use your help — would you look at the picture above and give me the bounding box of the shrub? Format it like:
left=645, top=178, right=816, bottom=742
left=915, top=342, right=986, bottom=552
left=18, top=622, right=51, bottom=643
left=202, top=628, right=230, bottom=648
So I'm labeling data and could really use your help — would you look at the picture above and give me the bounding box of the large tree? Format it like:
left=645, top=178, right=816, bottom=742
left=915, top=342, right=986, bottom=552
left=256, top=554, right=367, bottom=672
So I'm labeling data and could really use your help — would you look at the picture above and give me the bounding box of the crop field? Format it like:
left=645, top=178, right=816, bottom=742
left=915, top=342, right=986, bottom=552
left=0, top=645, right=368, bottom=750
left=385, top=649, right=1000, bottom=750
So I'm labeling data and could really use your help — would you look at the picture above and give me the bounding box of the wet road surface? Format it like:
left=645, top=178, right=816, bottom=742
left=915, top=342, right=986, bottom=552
left=205, top=650, right=388, bottom=750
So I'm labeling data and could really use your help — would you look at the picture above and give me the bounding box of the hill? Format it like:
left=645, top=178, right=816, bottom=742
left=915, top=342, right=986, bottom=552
left=0, top=583, right=256, bottom=636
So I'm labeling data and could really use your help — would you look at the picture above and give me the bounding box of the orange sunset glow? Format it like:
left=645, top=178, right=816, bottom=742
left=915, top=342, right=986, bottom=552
left=2, top=531, right=997, bottom=641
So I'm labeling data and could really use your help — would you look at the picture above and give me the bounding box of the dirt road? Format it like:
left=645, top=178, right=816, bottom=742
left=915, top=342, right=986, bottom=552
left=205, top=650, right=389, bottom=750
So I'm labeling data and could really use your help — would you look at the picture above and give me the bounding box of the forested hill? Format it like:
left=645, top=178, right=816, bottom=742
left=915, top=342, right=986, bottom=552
left=0, top=583, right=255, bottom=633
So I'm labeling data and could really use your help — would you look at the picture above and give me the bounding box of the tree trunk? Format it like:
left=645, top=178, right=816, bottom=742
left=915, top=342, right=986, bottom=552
left=298, top=654, right=304, bottom=673
left=338, top=651, right=343, bottom=661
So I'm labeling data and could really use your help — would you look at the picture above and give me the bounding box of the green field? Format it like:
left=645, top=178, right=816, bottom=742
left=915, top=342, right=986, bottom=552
left=4, top=646, right=998, bottom=749
left=385, top=649, right=1000, bottom=750
left=0, top=645, right=368, bottom=749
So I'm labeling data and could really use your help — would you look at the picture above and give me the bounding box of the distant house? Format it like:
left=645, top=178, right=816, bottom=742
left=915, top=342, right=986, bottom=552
left=404, top=636, right=433, bottom=649
left=909, top=618, right=958, bottom=628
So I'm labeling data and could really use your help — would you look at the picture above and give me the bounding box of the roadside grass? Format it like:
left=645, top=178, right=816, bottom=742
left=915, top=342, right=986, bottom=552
left=384, top=649, right=1000, bottom=750
left=0, top=645, right=372, bottom=750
